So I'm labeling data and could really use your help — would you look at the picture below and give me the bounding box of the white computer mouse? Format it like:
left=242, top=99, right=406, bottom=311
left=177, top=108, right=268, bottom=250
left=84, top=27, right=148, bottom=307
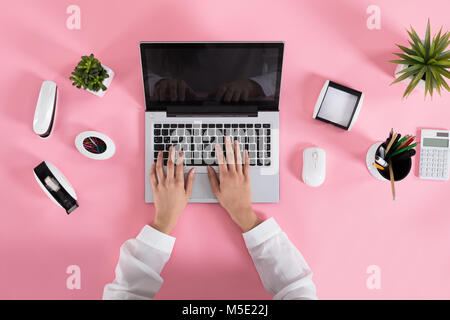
left=302, top=147, right=326, bottom=187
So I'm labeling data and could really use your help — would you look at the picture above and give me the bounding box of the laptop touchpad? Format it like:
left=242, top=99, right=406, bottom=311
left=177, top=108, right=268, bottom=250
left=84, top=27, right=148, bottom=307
left=190, top=173, right=216, bottom=201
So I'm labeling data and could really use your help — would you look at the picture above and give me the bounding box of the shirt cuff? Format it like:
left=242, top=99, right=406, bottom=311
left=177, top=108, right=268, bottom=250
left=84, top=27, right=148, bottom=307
left=249, top=75, right=274, bottom=97
left=242, top=217, right=281, bottom=250
left=136, top=225, right=176, bottom=255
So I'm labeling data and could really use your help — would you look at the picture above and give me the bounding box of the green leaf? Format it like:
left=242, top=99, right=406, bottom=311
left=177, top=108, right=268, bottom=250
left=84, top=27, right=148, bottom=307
left=407, top=54, right=425, bottom=63
left=437, top=67, right=450, bottom=79
left=408, top=40, right=423, bottom=58
left=408, top=26, right=427, bottom=57
left=403, top=67, right=426, bottom=98
left=389, top=59, right=412, bottom=65
left=431, top=72, right=441, bottom=95
left=396, top=44, right=416, bottom=56
left=394, top=53, right=421, bottom=65
left=392, top=68, right=421, bottom=84
left=395, top=64, right=423, bottom=76
left=434, top=32, right=450, bottom=57
left=437, top=50, right=450, bottom=60
left=425, top=66, right=432, bottom=97
left=425, top=19, right=431, bottom=55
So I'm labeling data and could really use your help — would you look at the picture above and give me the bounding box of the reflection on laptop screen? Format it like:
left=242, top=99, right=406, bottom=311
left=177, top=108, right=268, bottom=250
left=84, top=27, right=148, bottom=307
left=140, top=43, right=283, bottom=110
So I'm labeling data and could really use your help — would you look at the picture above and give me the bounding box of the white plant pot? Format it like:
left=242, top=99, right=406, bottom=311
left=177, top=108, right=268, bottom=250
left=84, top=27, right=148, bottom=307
left=86, top=64, right=115, bottom=98
left=394, top=63, right=426, bottom=92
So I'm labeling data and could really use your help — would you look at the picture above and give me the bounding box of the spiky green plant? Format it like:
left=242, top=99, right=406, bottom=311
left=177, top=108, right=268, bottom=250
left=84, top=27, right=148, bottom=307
left=390, top=20, right=450, bottom=98
left=70, top=54, right=109, bottom=92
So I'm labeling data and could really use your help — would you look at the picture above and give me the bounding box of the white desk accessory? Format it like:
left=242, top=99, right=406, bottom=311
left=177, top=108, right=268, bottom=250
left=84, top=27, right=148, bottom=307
left=33, top=81, right=58, bottom=138
left=302, top=147, right=326, bottom=187
left=75, top=131, right=116, bottom=160
left=313, top=80, right=364, bottom=131
left=33, top=161, right=79, bottom=214
left=419, top=129, right=449, bottom=180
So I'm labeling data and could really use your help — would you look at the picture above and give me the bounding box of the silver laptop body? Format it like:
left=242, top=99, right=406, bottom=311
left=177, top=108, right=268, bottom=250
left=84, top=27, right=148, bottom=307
left=140, top=42, right=284, bottom=203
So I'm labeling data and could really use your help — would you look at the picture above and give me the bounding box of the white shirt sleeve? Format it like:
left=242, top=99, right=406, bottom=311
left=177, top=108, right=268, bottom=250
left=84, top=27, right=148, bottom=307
left=243, top=218, right=317, bottom=300
left=249, top=72, right=277, bottom=97
left=102, top=225, right=175, bottom=300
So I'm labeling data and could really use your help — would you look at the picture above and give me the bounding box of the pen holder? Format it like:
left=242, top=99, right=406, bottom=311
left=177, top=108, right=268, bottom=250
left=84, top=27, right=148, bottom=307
left=366, top=142, right=412, bottom=181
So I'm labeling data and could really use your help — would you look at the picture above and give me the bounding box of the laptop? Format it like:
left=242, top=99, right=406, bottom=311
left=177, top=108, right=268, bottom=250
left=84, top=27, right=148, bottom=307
left=140, top=42, right=284, bottom=203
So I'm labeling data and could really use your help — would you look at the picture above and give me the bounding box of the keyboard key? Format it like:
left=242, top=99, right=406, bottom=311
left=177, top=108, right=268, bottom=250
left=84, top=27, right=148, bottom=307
left=246, top=124, right=253, bottom=128
left=163, top=124, right=170, bottom=128
left=216, top=124, right=223, bottom=128
left=239, top=124, right=245, bottom=128
left=208, top=124, right=215, bottom=128
left=170, top=124, right=177, bottom=128
left=255, top=124, right=261, bottom=128
left=224, top=124, right=231, bottom=128
left=154, top=124, right=162, bottom=128
left=164, top=137, right=170, bottom=143
left=154, top=129, right=161, bottom=136
left=154, top=144, right=164, bottom=151
left=178, top=124, right=185, bottom=128
left=202, top=124, right=208, bottom=128
left=263, top=123, right=270, bottom=128
left=162, top=129, right=168, bottom=135
left=232, top=124, right=238, bottom=128
left=154, top=137, right=162, bottom=143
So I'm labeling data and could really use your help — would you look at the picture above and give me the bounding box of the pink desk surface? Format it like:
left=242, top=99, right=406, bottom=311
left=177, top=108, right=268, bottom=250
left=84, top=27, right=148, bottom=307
left=0, top=0, right=449, bottom=300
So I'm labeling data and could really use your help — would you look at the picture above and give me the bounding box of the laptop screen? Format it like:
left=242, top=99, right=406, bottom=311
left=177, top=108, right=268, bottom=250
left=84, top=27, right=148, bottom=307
left=140, top=42, right=284, bottom=112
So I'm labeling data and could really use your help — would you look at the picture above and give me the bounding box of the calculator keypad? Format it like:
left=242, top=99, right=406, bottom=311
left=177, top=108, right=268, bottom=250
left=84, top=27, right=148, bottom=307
left=419, top=148, right=449, bottom=180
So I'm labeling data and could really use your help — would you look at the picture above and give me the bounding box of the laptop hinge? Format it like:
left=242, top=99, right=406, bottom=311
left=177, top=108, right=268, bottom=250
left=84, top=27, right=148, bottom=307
left=167, top=105, right=258, bottom=117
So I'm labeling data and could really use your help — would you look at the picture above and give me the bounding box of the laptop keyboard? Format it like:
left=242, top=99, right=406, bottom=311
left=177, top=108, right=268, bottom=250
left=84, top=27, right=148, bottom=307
left=153, top=123, right=272, bottom=166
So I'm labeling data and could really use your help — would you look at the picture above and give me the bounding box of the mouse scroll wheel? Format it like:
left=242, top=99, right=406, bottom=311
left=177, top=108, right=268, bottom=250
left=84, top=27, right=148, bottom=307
left=313, top=152, right=318, bottom=168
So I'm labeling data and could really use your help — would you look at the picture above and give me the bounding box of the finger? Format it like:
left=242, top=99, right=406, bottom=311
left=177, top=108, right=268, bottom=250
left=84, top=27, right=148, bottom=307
left=185, top=168, right=195, bottom=198
left=150, top=163, right=158, bottom=189
left=215, top=143, right=227, bottom=173
left=225, top=136, right=235, bottom=171
left=243, top=149, right=250, bottom=178
left=207, top=166, right=220, bottom=196
left=169, top=81, right=177, bottom=101
left=154, top=84, right=160, bottom=100
left=215, top=85, right=227, bottom=101
left=224, top=88, right=234, bottom=102
left=242, top=89, right=249, bottom=101
left=175, top=150, right=184, bottom=182
left=179, top=81, right=186, bottom=101
left=156, top=151, right=165, bottom=183
left=234, top=140, right=243, bottom=174
left=232, top=89, right=241, bottom=102
left=187, top=86, right=198, bottom=99
left=166, top=146, right=175, bottom=180
left=160, top=81, right=168, bottom=101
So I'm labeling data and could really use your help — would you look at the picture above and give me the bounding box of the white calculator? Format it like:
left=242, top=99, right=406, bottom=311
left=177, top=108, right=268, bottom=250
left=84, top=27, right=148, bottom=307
left=419, top=129, right=450, bottom=180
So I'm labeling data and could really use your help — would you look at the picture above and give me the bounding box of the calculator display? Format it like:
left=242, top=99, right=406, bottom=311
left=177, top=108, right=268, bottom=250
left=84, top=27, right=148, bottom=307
left=423, top=138, right=449, bottom=148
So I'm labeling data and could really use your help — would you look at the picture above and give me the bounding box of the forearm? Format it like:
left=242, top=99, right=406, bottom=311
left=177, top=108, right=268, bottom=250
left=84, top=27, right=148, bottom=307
left=103, top=225, right=175, bottom=300
left=243, top=218, right=317, bottom=300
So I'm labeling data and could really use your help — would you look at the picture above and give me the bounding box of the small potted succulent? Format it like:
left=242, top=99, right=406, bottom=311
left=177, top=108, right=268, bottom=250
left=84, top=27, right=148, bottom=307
left=70, top=54, right=114, bottom=97
left=390, top=20, right=449, bottom=98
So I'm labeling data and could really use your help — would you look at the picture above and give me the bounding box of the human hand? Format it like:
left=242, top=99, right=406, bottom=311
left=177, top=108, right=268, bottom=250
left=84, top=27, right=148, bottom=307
left=154, top=78, right=197, bottom=102
left=206, top=137, right=261, bottom=232
left=214, top=79, right=264, bottom=103
left=149, top=146, right=195, bottom=234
